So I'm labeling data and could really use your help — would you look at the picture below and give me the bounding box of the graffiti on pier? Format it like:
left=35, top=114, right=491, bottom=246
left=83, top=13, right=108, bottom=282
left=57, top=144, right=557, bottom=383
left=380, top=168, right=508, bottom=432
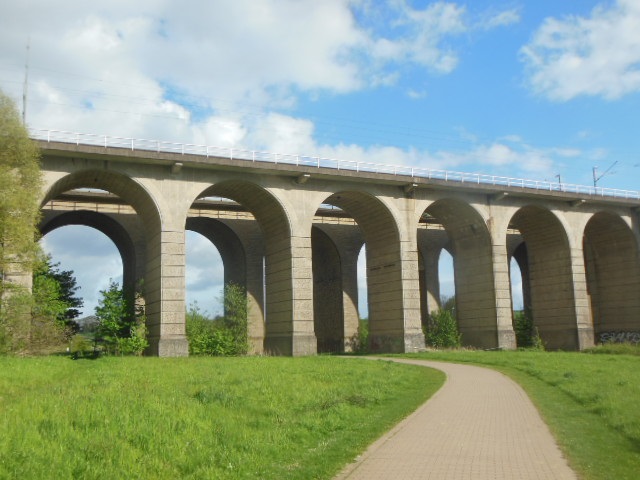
left=598, top=331, right=640, bottom=344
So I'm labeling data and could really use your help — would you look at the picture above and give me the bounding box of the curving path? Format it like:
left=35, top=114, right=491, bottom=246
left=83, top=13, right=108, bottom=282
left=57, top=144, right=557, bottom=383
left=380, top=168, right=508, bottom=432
left=335, top=358, right=577, bottom=480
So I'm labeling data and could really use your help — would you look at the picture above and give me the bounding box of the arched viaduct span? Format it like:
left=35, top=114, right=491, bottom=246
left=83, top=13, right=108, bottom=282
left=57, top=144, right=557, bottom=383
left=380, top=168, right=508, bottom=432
left=35, top=135, right=640, bottom=356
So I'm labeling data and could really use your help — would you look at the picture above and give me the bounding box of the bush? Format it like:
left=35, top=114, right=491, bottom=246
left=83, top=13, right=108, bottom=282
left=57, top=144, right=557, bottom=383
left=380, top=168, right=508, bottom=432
left=186, top=283, right=249, bottom=356
left=347, top=318, right=369, bottom=354
left=94, top=280, right=147, bottom=356
left=424, top=308, right=462, bottom=349
left=513, top=309, right=544, bottom=350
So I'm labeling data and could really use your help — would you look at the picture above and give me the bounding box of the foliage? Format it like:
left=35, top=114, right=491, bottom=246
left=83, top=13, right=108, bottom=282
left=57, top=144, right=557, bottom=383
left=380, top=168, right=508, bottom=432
left=186, top=283, right=249, bottom=356
left=347, top=318, right=369, bottom=353
left=424, top=298, right=461, bottom=348
left=94, top=280, right=147, bottom=356
left=221, top=282, right=249, bottom=355
left=0, top=356, right=443, bottom=479
left=513, top=309, right=544, bottom=350
left=1, top=254, right=79, bottom=354
left=185, top=302, right=235, bottom=356
left=41, top=256, right=83, bottom=323
left=0, top=90, right=43, bottom=353
left=408, top=350, right=640, bottom=480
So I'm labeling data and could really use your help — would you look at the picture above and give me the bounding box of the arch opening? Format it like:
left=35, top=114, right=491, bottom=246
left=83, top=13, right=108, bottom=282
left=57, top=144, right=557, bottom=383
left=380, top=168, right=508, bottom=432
left=190, top=183, right=304, bottom=354
left=508, top=206, right=578, bottom=350
left=184, top=230, right=224, bottom=318
left=418, top=199, right=499, bottom=349
left=583, top=212, right=640, bottom=343
left=312, top=191, right=418, bottom=353
left=40, top=225, right=123, bottom=326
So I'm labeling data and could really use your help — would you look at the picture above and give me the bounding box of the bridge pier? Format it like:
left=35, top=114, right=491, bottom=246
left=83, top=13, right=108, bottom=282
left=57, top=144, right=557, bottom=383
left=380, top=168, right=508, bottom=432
left=145, top=229, right=189, bottom=357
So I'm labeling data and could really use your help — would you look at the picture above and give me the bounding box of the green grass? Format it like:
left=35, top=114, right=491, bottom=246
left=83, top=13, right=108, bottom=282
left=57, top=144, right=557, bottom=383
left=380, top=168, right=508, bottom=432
left=401, top=350, right=640, bottom=480
left=0, top=356, right=444, bottom=479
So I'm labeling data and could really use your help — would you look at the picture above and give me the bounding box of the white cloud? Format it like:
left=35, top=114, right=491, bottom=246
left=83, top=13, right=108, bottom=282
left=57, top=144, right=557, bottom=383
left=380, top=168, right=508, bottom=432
left=520, top=0, right=640, bottom=100
left=478, top=8, right=521, bottom=30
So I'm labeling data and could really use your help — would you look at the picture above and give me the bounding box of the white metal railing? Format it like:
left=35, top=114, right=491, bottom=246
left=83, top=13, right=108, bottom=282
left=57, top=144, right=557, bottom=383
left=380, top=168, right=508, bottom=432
left=30, top=128, right=640, bottom=201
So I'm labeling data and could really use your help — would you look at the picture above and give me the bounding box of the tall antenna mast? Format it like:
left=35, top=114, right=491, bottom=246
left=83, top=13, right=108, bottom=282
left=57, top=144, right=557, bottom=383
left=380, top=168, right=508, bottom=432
left=22, top=38, right=30, bottom=125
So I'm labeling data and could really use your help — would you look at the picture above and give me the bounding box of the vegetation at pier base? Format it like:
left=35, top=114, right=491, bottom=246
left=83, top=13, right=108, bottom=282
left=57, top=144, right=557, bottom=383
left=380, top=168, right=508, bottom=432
left=404, top=350, right=640, bottom=480
left=186, top=282, right=248, bottom=356
left=0, top=356, right=444, bottom=479
left=424, top=296, right=461, bottom=349
left=93, top=280, right=147, bottom=356
left=512, top=309, right=544, bottom=350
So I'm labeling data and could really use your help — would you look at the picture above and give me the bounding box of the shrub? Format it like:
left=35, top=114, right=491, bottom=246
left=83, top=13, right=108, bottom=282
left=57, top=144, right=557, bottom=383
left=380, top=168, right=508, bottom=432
left=425, top=308, right=461, bottom=349
left=513, top=309, right=544, bottom=350
left=94, top=280, right=147, bottom=356
left=185, top=283, right=249, bottom=356
left=347, top=318, right=369, bottom=354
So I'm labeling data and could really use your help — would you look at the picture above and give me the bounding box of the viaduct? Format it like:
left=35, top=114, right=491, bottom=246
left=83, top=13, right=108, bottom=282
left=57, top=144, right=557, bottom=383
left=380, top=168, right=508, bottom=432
left=33, top=130, right=640, bottom=356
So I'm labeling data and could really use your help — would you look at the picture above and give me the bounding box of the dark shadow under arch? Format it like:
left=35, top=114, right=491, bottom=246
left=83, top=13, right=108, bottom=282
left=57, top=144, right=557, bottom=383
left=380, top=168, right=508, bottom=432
left=510, top=206, right=577, bottom=350
left=584, top=212, right=640, bottom=339
left=422, top=198, right=499, bottom=348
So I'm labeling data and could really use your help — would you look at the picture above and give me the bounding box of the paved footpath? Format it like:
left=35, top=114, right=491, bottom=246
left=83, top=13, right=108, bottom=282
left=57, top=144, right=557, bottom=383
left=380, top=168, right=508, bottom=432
left=334, top=358, right=577, bottom=480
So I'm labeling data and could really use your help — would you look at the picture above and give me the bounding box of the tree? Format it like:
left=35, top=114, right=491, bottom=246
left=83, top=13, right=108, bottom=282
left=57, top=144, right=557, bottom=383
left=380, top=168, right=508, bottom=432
left=424, top=296, right=462, bottom=349
left=0, top=89, right=43, bottom=353
left=222, top=282, right=249, bottom=355
left=33, top=254, right=83, bottom=333
left=94, top=280, right=147, bottom=355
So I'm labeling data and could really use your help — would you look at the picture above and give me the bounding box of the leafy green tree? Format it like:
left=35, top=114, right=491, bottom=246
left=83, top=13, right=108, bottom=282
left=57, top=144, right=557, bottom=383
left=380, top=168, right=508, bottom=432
left=424, top=296, right=462, bottom=349
left=33, top=255, right=83, bottom=333
left=222, top=282, right=249, bottom=355
left=0, top=90, right=43, bottom=353
left=94, top=280, right=147, bottom=355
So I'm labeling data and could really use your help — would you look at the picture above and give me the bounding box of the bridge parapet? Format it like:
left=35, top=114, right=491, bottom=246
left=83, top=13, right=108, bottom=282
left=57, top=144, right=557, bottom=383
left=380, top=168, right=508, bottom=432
left=32, top=129, right=640, bottom=202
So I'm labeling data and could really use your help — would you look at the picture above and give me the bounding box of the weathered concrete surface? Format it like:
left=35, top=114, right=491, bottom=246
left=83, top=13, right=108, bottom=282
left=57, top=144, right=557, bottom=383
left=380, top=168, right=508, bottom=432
left=335, top=358, right=577, bottom=480
left=37, top=141, right=640, bottom=356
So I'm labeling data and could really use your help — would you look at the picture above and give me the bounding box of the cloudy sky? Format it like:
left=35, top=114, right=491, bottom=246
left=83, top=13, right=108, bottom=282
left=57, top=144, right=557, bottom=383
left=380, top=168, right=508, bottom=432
left=2, top=0, right=639, bottom=317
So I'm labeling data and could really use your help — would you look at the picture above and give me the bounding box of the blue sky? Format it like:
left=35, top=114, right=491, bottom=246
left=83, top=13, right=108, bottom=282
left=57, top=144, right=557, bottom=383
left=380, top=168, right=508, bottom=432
left=1, top=0, right=639, bottom=316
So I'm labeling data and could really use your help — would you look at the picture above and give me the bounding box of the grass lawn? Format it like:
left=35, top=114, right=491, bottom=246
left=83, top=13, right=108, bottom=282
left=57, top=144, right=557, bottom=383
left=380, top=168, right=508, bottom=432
left=402, top=350, right=640, bottom=480
left=0, top=356, right=443, bottom=479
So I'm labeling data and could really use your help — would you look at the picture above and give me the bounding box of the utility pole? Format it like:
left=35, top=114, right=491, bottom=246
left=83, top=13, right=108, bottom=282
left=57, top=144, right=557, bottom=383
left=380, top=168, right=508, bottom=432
left=592, top=161, right=618, bottom=188
left=22, top=38, right=30, bottom=125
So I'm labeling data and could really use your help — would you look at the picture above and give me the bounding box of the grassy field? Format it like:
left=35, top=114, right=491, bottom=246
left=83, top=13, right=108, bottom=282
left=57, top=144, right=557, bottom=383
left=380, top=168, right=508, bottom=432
left=403, top=350, right=640, bottom=480
left=0, top=356, right=443, bottom=479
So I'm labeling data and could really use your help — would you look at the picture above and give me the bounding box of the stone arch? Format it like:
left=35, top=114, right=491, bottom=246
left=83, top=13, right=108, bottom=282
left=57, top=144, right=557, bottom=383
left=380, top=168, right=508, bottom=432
left=315, top=190, right=423, bottom=353
left=421, top=198, right=500, bottom=348
left=41, top=170, right=162, bottom=233
left=509, top=205, right=577, bottom=349
left=40, top=211, right=141, bottom=306
left=310, top=221, right=364, bottom=353
left=583, top=211, right=640, bottom=340
left=39, top=169, right=180, bottom=355
left=193, top=180, right=310, bottom=355
left=186, top=217, right=247, bottom=288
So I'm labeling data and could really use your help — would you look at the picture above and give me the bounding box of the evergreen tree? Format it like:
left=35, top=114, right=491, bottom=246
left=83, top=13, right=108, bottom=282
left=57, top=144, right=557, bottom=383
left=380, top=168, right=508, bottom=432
left=33, top=255, right=83, bottom=332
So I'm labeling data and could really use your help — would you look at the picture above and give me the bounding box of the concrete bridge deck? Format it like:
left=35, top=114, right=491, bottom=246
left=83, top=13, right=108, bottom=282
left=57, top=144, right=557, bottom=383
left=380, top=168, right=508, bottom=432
left=335, top=358, right=576, bottom=480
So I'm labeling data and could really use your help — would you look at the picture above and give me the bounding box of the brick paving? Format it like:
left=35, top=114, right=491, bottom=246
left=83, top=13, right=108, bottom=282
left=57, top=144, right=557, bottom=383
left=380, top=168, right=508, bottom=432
left=334, top=358, right=577, bottom=480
